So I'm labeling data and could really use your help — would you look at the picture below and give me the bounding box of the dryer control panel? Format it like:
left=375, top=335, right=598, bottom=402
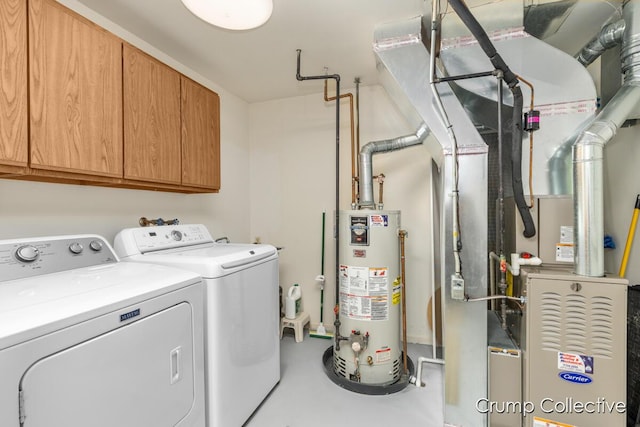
left=114, top=224, right=214, bottom=256
left=0, top=235, right=118, bottom=282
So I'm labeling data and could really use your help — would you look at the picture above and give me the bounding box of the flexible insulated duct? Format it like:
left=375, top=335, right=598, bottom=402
left=574, top=1, right=640, bottom=277
left=447, top=0, right=536, bottom=238
left=358, top=124, right=429, bottom=208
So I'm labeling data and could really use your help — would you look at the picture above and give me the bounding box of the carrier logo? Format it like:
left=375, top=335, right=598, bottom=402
left=120, top=308, right=140, bottom=322
left=559, top=372, right=592, bottom=384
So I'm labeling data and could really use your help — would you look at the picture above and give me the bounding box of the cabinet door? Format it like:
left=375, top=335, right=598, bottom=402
left=181, top=77, right=220, bottom=189
left=123, top=44, right=181, bottom=185
left=0, top=0, right=28, bottom=169
left=28, top=0, right=122, bottom=177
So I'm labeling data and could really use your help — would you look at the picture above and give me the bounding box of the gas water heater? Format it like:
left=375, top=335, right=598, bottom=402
left=333, top=210, right=403, bottom=386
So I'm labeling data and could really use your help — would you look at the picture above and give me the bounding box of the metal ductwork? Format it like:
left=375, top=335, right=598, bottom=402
left=358, top=124, right=429, bottom=208
left=374, top=1, right=609, bottom=425
left=574, top=0, right=640, bottom=277
left=375, top=15, right=489, bottom=427
left=439, top=20, right=598, bottom=200
left=524, top=0, right=623, bottom=56
left=576, top=19, right=626, bottom=66
left=374, top=17, right=488, bottom=161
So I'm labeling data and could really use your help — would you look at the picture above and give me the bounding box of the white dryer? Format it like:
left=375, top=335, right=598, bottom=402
left=0, top=234, right=206, bottom=427
left=114, top=224, right=280, bottom=427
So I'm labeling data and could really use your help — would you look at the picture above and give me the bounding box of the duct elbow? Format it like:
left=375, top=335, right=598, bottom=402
left=360, top=141, right=378, bottom=156
left=414, top=123, right=430, bottom=141
left=573, top=121, right=617, bottom=154
left=357, top=124, right=430, bottom=209
left=577, top=19, right=625, bottom=67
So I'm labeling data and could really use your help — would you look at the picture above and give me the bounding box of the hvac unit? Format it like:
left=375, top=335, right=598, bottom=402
left=520, top=268, right=627, bottom=427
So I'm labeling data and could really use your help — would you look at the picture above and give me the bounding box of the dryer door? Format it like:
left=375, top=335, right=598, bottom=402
left=20, top=302, right=195, bottom=427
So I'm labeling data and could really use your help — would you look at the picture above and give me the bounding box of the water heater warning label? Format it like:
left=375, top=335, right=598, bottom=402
left=375, top=347, right=392, bottom=363
left=339, top=264, right=389, bottom=321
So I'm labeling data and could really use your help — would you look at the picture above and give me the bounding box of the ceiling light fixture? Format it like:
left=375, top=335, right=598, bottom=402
left=180, top=0, right=273, bottom=31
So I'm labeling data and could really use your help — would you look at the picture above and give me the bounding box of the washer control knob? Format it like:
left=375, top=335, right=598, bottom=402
left=89, top=240, right=103, bottom=252
left=15, top=245, right=39, bottom=262
left=69, top=242, right=84, bottom=254
left=171, top=230, right=183, bottom=241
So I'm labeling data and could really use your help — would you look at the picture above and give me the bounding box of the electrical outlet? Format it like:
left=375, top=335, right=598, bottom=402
left=451, top=275, right=465, bottom=300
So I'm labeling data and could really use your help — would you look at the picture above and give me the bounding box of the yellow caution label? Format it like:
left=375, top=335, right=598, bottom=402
left=392, top=277, right=401, bottom=305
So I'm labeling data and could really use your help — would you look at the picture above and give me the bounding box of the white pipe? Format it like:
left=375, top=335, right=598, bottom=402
left=509, top=253, right=542, bottom=277
left=488, top=251, right=518, bottom=279
left=409, top=356, right=445, bottom=388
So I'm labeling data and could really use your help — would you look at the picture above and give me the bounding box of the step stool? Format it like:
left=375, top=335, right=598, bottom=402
left=280, top=311, right=310, bottom=343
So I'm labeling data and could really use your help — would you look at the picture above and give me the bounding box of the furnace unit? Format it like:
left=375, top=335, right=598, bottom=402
left=519, top=268, right=627, bottom=427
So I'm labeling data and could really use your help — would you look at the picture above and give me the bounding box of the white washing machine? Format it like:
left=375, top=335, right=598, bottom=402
left=0, top=234, right=206, bottom=427
left=114, top=224, right=280, bottom=427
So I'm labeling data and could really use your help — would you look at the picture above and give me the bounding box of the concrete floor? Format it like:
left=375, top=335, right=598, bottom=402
left=246, top=330, right=444, bottom=427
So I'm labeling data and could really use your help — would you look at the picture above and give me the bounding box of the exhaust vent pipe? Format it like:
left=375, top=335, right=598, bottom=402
left=574, top=1, right=640, bottom=277
left=576, top=19, right=626, bottom=67
left=358, top=124, right=429, bottom=208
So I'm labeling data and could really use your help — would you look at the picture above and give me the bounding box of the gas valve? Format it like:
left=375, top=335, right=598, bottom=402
left=349, top=330, right=369, bottom=356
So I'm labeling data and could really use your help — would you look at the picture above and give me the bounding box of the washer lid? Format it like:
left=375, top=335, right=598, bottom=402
left=0, top=262, right=201, bottom=349
left=126, top=243, right=278, bottom=278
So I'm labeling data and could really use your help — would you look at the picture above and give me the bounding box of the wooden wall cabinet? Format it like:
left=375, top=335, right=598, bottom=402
left=1, top=0, right=220, bottom=193
left=0, top=0, right=28, bottom=173
left=123, top=44, right=220, bottom=191
left=181, top=76, right=220, bottom=190
left=123, top=44, right=182, bottom=185
left=29, top=0, right=123, bottom=178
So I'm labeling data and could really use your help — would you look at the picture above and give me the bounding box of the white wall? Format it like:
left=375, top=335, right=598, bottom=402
left=3, top=0, right=438, bottom=346
left=249, top=84, right=436, bottom=344
left=0, top=0, right=252, bottom=245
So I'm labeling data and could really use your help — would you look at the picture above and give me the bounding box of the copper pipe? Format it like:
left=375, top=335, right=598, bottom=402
left=517, top=74, right=536, bottom=208
left=399, top=229, right=409, bottom=375
left=324, top=80, right=356, bottom=205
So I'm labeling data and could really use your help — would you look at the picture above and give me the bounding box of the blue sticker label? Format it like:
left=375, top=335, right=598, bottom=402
left=120, top=308, right=140, bottom=322
left=558, top=371, right=592, bottom=384
left=558, top=352, right=594, bottom=374
left=370, top=214, right=388, bottom=227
